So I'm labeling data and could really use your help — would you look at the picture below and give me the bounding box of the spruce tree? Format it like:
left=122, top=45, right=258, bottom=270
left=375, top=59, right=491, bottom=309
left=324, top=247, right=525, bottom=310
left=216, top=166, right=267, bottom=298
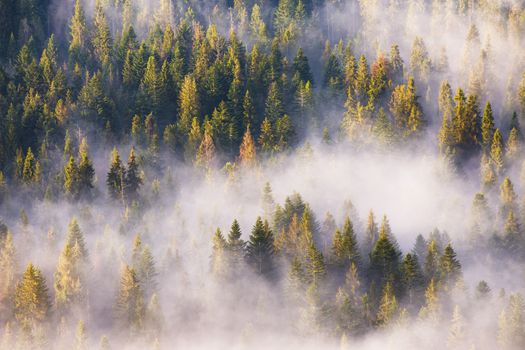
left=124, top=148, right=142, bottom=201
left=178, top=75, right=199, bottom=136
left=369, top=218, right=401, bottom=286
left=69, top=0, right=89, bottom=65
left=107, top=147, right=124, bottom=201
left=246, top=217, right=275, bottom=278
left=440, top=244, right=462, bottom=287
left=77, top=138, right=95, bottom=199
left=376, top=281, right=397, bottom=327
left=92, top=0, right=112, bottom=66
left=64, top=155, right=79, bottom=199
left=491, top=128, right=504, bottom=174
left=66, top=218, right=88, bottom=260
left=115, top=266, right=145, bottom=334
left=481, top=102, right=495, bottom=153
left=239, top=127, right=257, bottom=168
left=293, top=48, right=313, bottom=85
left=400, top=253, right=423, bottom=304
left=14, top=263, right=51, bottom=324
left=21, top=147, right=35, bottom=184
left=211, top=228, right=227, bottom=279
left=227, top=219, right=245, bottom=277
left=331, top=217, right=360, bottom=268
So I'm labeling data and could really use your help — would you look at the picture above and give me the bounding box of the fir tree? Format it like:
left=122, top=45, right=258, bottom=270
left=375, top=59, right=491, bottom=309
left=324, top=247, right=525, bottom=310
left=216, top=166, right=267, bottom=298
left=64, top=155, right=79, bottom=199
left=107, top=148, right=124, bottom=201
left=226, top=219, right=245, bottom=278
left=69, top=0, right=89, bottom=65
left=246, top=217, right=275, bottom=278
left=239, top=127, right=257, bottom=168
left=14, top=263, right=51, bottom=324
left=211, top=228, right=227, bottom=279
left=22, top=147, right=37, bottom=184
left=376, top=281, right=397, bottom=327
left=331, top=217, right=360, bottom=268
left=481, top=102, right=495, bottom=153
left=124, top=148, right=142, bottom=201
left=115, top=266, right=145, bottom=334
left=92, top=0, right=112, bottom=67
left=440, top=244, right=462, bottom=287
left=400, top=253, right=423, bottom=304
left=490, top=128, right=504, bottom=174
left=77, top=138, right=94, bottom=199
left=369, top=217, right=401, bottom=286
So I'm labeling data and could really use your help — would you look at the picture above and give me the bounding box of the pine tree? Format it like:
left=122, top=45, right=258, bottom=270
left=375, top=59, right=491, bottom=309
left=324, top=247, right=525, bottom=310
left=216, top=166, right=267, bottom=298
left=324, top=53, right=344, bottom=98
left=107, top=147, right=124, bottom=201
left=239, top=127, right=257, bottom=168
left=306, top=239, right=326, bottom=285
left=481, top=102, right=495, bottom=153
left=178, top=75, right=199, bottom=136
left=77, top=138, right=94, bottom=199
left=440, top=243, right=462, bottom=287
left=226, top=219, right=245, bottom=278
left=265, top=82, right=284, bottom=122
left=195, top=128, right=216, bottom=172
left=211, top=228, right=227, bottom=280
left=389, top=44, right=404, bottom=83
left=506, top=127, right=521, bottom=161
left=400, top=253, right=423, bottom=304
left=502, top=209, right=522, bottom=253
left=331, top=217, right=360, bottom=268
left=376, top=281, right=397, bottom=327
left=69, top=0, right=89, bottom=65
left=354, top=55, right=369, bottom=102
left=369, top=217, right=401, bottom=286
left=92, top=0, right=112, bottom=67
left=66, top=218, right=88, bottom=260
left=293, top=47, right=313, bottom=85
left=115, top=266, right=145, bottom=334
left=54, top=241, right=85, bottom=314
left=135, top=246, right=157, bottom=299
left=14, top=263, right=51, bottom=324
left=418, top=279, right=441, bottom=323
left=22, top=147, right=37, bottom=184
left=246, top=217, right=275, bottom=278
left=424, top=240, right=440, bottom=281
left=124, top=148, right=142, bottom=201
left=258, top=117, right=274, bottom=154
left=500, top=177, right=517, bottom=220
left=491, top=128, right=504, bottom=174
left=363, top=210, right=379, bottom=257
left=498, top=293, right=525, bottom=347
left=250, top=4, right=268, bottom=45
left=64, top=155, right=79, bottom=199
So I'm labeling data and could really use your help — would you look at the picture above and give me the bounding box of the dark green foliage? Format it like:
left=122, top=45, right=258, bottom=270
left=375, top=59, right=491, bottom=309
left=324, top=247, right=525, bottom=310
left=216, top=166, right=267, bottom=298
left=124, top=148, right=142, bottom=202
left=246, top=217, right=275, bottom=278
left=369, top=219, right=401, bottom=287
left=331, top=217, right=360, bottom=268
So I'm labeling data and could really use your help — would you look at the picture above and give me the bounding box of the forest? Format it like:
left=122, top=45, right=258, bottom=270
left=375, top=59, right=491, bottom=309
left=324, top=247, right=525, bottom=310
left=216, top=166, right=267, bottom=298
left=0, top=0, right=524, bottom=349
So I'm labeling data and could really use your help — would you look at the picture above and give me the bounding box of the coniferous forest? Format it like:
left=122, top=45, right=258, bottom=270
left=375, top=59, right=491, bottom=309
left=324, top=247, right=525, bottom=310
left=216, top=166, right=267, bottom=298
left=1, top=0, right=525, bottom=349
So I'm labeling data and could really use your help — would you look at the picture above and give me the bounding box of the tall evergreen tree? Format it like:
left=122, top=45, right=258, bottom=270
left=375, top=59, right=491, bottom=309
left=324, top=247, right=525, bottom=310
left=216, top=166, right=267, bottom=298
left=14, top=263, right=51, bottom=324
left=124, top=148, right=142, bottom=201
left=246, top=217, right=275, bottom=278
left=107, top=147, right=124, bottom=201
left=115, top=266, right=145, bottom=334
